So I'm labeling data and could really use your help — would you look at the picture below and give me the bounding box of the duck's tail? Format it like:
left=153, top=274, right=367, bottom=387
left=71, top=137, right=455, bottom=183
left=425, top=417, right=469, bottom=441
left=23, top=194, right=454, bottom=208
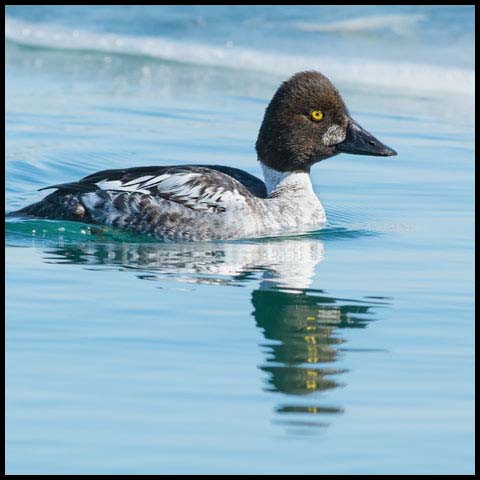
left=6, top=190, right=91, bottom=222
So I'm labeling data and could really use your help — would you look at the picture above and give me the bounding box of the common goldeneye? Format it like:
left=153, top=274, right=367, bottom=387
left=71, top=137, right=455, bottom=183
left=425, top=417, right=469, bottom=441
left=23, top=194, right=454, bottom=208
left=10, top=71, right=396, bottom=241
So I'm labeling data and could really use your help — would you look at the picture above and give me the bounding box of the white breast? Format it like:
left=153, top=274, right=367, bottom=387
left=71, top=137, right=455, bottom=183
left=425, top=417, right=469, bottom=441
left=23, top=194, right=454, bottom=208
left=260, top=164, right=327, bottom=229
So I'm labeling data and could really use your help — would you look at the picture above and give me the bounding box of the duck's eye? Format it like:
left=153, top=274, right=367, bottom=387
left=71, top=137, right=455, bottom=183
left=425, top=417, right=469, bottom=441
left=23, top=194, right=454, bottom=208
left=310, top=110, right=324, bottom=122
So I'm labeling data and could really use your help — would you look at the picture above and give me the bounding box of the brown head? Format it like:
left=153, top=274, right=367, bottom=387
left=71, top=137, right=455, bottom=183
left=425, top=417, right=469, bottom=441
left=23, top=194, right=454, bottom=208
left=255, top=71, right=396, bottom=173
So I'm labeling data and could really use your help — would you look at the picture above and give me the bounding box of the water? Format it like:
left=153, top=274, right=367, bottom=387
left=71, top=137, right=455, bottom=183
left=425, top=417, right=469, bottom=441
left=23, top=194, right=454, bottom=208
left=5, top=5, right=475, bottom=474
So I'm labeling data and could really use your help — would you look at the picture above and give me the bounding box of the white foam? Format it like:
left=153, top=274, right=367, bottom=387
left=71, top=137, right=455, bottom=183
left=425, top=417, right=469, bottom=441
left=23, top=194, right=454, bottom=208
left=294, top=14, right=425, bottom=35
left=5, top=16, right=474, bottom=97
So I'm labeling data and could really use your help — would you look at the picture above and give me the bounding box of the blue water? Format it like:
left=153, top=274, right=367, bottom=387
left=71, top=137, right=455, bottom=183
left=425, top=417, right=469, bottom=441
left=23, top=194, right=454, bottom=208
left=5, top=5, right=475, bottom=475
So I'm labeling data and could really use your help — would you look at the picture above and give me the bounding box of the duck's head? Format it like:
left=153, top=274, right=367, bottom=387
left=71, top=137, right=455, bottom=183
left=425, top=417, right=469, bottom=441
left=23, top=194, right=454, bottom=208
left=256, top=71, right=396, bottom=173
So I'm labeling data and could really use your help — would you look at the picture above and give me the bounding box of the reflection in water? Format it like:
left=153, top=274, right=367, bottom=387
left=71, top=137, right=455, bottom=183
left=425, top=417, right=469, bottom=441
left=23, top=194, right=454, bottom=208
left=253, top=286, right=385, bottom=432
left=20, top=235, right=389, bottom=433
left=41, top=236, right=326, bottom=289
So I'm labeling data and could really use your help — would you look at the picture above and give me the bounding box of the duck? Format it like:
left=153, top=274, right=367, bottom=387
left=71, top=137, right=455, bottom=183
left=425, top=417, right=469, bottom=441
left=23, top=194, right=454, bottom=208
left=9, top=71, right=396, bottom=241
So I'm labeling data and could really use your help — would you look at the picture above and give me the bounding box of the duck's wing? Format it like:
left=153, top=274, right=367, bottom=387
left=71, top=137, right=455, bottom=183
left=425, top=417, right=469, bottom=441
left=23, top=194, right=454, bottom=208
left=39, top=165, right=266, bottom=213
left=204, top=165, right=267, bottom=198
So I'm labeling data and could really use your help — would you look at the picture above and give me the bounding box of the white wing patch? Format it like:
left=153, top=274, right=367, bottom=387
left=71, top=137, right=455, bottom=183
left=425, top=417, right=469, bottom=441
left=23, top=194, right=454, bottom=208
left=122, top=175, right=155, bottom=187
left=95, top=179, right=151, bottom=194
left=93, top=171, right=244, bottom=212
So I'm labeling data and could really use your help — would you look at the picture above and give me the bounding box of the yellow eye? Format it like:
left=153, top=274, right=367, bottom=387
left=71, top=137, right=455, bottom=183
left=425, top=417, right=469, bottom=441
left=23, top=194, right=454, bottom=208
left=310, top=110, right=324, bottom=122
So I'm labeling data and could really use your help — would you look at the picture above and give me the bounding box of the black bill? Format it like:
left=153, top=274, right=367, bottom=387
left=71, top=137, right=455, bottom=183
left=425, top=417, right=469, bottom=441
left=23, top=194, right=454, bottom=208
left=336, top=121, right=397, bottom=156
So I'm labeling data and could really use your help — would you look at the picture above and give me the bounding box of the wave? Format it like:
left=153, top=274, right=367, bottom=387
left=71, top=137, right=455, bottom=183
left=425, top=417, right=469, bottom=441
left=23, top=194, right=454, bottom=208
left=5, top=16, right=474, bottom=96
left=293, top=14, right=425, bottom=35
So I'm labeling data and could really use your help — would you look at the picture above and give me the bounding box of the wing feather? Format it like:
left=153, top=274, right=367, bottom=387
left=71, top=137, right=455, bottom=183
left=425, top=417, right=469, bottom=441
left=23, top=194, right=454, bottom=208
left=38, top=165, right=265, bottom=214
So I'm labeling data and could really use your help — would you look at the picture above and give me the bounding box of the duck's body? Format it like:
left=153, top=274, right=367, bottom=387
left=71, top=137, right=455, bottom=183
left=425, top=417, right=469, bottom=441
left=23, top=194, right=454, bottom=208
left=10, top=71, right=396, bottom=241
left=15, top=164, right=325, bottom=240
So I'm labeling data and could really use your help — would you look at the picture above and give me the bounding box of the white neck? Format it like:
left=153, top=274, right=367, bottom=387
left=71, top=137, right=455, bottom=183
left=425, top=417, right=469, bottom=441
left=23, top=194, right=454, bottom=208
left=261, top=163, right=315, bottom=196
left=259, top=162, right=326, bottom=226
left=258, top=162, right=327, bottom=227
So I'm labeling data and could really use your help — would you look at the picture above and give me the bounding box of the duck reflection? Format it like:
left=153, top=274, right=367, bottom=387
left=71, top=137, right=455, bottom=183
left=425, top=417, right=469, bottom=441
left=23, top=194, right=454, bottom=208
left=252, top=285, right=385, bottom=430
left=41, top=235, right=388, bottom=431
left=43, top=236, right=325, bottom=288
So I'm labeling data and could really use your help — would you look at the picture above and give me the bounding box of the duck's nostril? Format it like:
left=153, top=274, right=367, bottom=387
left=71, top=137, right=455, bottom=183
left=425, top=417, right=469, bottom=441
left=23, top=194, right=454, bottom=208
left=368, top=140, right=376, bottom=146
